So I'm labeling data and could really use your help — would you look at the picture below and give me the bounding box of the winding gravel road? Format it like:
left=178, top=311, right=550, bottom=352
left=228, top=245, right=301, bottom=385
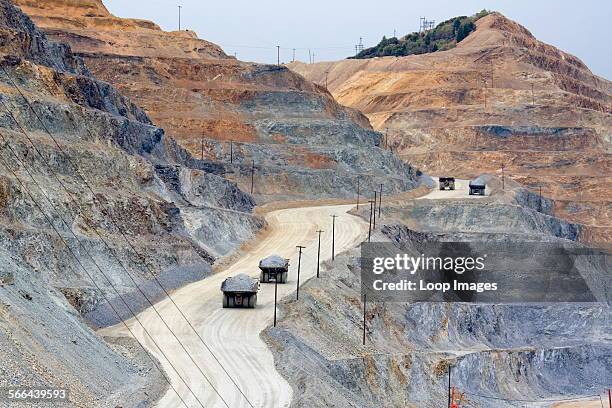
left=99, top=204, right=368, bottom=408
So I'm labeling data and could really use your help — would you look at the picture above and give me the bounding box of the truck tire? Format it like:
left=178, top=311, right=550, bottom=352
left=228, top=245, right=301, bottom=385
left=248, top=294, right=257, bottom=308
left=281, top=272, right=288, bottom=283
left=260, top=271, right=266, bottom=283
left=228, top=295, right=235, bottom=308
left=222, top=294, right=229, bottom=308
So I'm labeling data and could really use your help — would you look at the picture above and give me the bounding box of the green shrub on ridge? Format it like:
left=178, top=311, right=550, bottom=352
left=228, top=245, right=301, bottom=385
left=350, top=10, right=489, bottom=59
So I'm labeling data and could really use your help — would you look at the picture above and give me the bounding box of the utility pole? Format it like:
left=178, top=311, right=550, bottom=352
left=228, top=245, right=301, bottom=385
left=325, top=71, right=329, bottom=91
left=531, top=83, right=535, bottom=106
left=373, top=191, right=377, bottom=229
left=539, top=186, right=543, bottom=212
left=501, top=163, right=505, bottom=190
left=178, top=5, right=182, bottom=31
left=230, top=140, right=233, bottom=164
left=273, top=275, right=278, bottom=326
left=200, top=135, right=204, bottom=160
left=308, top=49, right=311, bottom=64
left=277, top=45, right=280, bottom=66
left=362, top=293, right=367, bottom=345
left=250, top=160, right=255, bottom=194
left=368, top=200, right=375, bottom=242
left=482, top=79, right=487, bottom=109
left=295, top=245, right=306, bottom=300
left=354, top=37, right=364, bottom=57
left=356, top=176, right=360, bottom=209
left=292, top=48, right=296, bottom=62
left=312, top=52, right=315, bottom=63
left=379, top=183, right=383, bottom=219
left=448, top=365, right=452, bottom=408
left=330, top=215, right=338, bottom=261
left=316, top=230, right=324, bottom=278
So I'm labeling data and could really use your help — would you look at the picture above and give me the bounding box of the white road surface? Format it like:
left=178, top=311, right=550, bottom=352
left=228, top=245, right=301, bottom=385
left=99, top=204, right=368, bottom=408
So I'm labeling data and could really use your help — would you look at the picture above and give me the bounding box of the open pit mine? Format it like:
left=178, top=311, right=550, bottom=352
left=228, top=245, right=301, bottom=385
left=0, top=1, right=609, bottom=408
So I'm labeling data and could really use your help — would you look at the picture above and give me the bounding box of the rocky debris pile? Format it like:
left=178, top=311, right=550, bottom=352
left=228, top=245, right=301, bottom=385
left=263, top=179, right=611, bottom=407
left=14, top=0, right=419, bottom=201
left=0, top=0, right=262, bottom=405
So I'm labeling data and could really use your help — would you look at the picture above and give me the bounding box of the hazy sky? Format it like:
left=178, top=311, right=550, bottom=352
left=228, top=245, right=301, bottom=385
left=104, top=0, right=610, bottom=79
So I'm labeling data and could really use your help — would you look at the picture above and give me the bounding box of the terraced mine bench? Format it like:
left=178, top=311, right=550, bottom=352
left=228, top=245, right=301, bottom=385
left=221, top=274, right=259, bottom=308
left=259, top=255, right=289, bottom=283
left=439, top=177, right=456, bottom=190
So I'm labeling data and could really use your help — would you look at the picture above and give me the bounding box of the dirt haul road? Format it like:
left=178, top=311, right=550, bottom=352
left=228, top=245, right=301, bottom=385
left=99, top=204, right=368, bottom=408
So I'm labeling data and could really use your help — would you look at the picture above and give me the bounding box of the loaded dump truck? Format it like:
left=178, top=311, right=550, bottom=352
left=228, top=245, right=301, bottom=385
left=469, top=176, right=486, bottom=196
left=439, top=177, right=456, bottom=190
left=259, top=255, right=289, bottom=283
left=221, top=274, right=259, bottom=308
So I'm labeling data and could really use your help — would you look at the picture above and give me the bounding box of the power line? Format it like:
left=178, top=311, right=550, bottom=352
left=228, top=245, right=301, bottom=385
left=0, top=130, right=197, bottom=408
left=217, top=44, right=353, bottom=50
left=0, top=66, right=255, bottom=408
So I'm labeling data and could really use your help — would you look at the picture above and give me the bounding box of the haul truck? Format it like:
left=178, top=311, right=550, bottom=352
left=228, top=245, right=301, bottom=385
left=469, top=176, right=486, bottom=196
left=259, top=255, right=289, bottom=283
left=439, top=177, right=456, bottom=190
left=221, top=274, right=259, bottom=308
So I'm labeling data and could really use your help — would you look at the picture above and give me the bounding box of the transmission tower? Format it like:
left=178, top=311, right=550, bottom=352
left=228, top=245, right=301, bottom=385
left=355, top=37, right=364, bottom=56
left=419, top=17, right=435, bottom=32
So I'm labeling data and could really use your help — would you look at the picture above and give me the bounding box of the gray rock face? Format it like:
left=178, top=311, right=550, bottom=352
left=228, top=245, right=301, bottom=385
left=408, top=201, right=580, bottom=240
left=198, top=136, right=417, bottom=202
left=186, top=93, right=419, bottom=202
left=0, top=246, right=167, bottom=408
left=0, top=0, right=88, bottom=75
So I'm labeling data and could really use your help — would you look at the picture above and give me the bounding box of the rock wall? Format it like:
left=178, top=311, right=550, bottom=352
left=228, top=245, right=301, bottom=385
left=264, top=181, right=610, bottom=407
left=0, top=1, right=262, bottom=405
left=14, top=0, right=419, bottom=201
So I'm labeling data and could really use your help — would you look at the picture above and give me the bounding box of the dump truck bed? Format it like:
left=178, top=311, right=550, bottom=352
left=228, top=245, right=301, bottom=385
left=469, top=175, right=487, bottom=188
left=221, top=274, right=259, bottom=293
left=259, top=255, right=289, bottom=269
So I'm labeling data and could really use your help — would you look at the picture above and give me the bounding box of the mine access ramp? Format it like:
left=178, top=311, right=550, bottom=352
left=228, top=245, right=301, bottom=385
left=221, top=273, right=259, bottom=308
left=259, top=255, right=289, bottom=283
